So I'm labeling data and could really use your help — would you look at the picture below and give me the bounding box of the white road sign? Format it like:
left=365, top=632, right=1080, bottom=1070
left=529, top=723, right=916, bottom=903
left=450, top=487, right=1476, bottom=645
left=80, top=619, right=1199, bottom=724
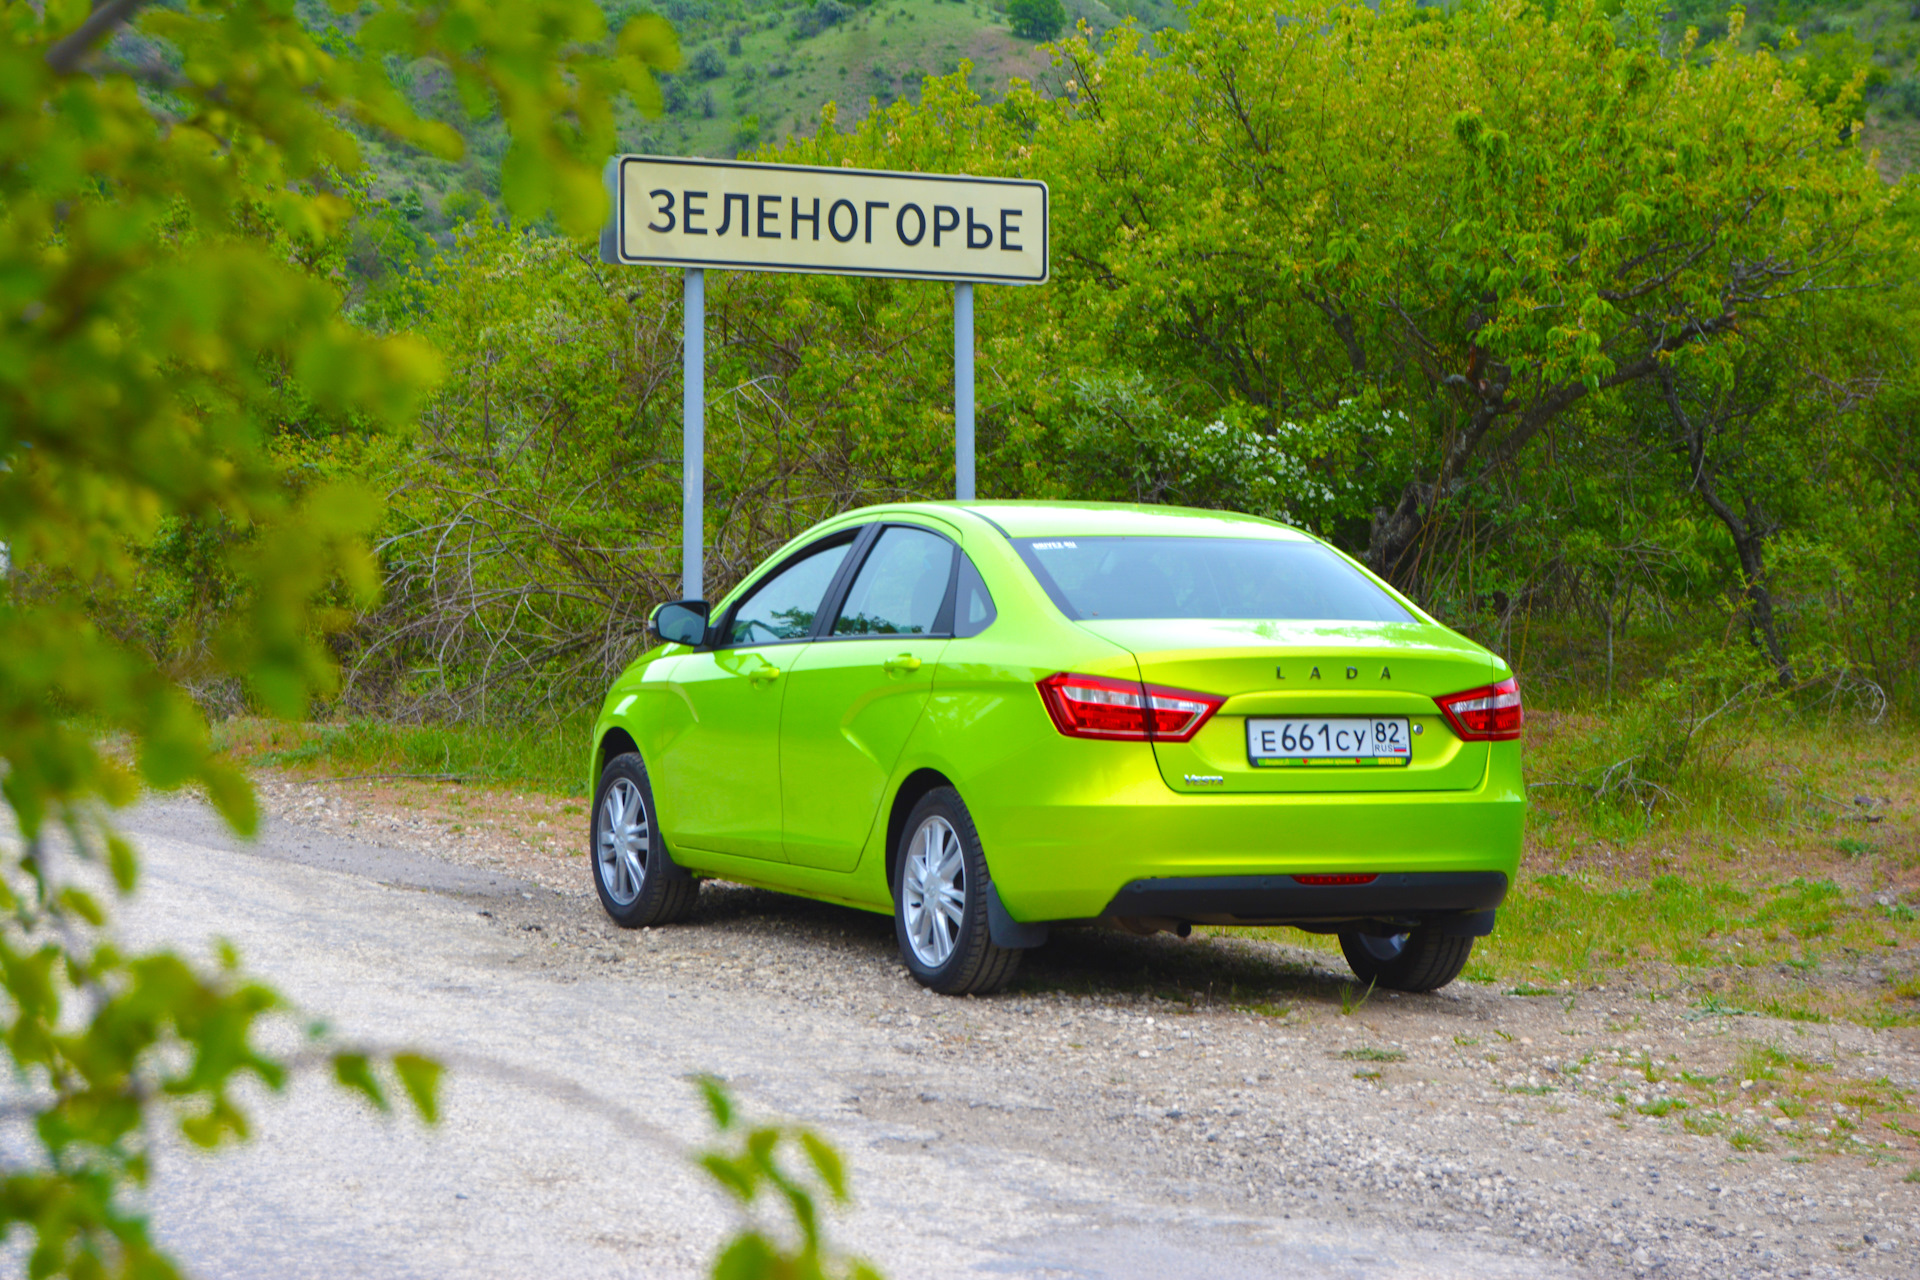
left=605, top=156, right=1049, bottom=284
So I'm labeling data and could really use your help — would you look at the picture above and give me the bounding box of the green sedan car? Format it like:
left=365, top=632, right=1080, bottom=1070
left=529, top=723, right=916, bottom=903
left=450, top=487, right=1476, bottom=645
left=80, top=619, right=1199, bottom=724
left=588, top=501, right=1524, bottom=996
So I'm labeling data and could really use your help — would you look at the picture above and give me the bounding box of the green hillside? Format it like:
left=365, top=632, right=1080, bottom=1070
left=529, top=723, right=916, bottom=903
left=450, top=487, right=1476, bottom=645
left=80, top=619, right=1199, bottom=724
left=337, top=0, right=1177, bottom=238
left=1690, top=0, right=1920, bottom=178
left=641, top=0, right=1920, bottom=170
left=335, top=0, right=1919, bottom=265
left=639, top=1, right=1058, bottom=157
left=614, top=0, right=1189, bottom=157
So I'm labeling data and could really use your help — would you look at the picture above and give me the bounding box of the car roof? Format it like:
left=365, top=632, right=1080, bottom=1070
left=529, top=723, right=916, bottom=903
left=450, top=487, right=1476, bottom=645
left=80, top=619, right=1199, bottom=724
left=881, top=500, right=1311, bottom=541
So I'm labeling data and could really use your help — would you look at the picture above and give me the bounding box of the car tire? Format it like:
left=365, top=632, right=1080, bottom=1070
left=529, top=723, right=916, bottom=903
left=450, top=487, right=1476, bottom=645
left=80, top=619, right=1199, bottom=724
left=591, top=752, right=698, bottom=928
left=893, top=787, right=1021, bottom=995
left=1338, top=925, right=1472, bottom=993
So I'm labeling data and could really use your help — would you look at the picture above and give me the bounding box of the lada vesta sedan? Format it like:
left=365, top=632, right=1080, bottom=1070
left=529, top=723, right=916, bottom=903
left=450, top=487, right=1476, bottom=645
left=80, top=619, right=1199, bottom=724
left=589, top=502, right=1524, bottom=995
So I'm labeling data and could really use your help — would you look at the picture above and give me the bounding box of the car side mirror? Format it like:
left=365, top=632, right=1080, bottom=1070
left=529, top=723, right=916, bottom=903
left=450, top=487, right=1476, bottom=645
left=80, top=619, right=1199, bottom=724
left=649, top=600, right=711, bottom=647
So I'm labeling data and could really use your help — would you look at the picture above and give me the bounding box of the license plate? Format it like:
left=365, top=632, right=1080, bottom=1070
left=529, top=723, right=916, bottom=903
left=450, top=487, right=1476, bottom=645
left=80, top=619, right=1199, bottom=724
left=1246, top=717, right=1412, bottom=767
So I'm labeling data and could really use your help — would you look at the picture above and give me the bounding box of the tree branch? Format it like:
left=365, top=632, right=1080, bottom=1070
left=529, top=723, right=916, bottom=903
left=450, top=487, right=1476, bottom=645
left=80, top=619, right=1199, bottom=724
left=45, top=0, right=153, bottom=74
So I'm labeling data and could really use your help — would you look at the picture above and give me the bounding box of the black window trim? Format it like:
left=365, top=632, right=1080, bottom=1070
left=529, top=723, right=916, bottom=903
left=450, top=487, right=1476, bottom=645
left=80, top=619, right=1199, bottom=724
left=1010, top=537, right=1082, bottom=620
left=812, top=520, right=962, bottom=643
left=712, top=526, right=867, bottom=651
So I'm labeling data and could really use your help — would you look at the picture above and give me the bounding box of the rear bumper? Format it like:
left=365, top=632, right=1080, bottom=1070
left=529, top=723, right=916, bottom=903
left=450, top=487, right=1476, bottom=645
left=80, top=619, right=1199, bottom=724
left=1100, top=870, right=1508, bottom=927
left=974, top=742, right=1525, bottom=923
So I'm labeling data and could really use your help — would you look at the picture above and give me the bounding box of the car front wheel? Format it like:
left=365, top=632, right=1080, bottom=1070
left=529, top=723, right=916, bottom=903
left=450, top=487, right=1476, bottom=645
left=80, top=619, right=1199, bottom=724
left=1338, top=924, right=1473, bottom=993
left=591, top=752, right=698, bottom=928
left=893, top=787, right=1020, bottom=995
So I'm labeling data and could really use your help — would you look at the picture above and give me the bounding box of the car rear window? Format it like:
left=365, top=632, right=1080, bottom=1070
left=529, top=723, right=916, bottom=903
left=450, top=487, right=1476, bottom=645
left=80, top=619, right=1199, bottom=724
left=1015, top=536, right=1412, bottom=623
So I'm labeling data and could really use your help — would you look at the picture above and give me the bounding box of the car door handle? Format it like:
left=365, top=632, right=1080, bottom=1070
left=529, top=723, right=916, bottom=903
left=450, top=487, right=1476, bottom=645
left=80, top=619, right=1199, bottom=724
left=749, top=664, right=782, bottom=684
left=883, top=654, right=922, bottom=674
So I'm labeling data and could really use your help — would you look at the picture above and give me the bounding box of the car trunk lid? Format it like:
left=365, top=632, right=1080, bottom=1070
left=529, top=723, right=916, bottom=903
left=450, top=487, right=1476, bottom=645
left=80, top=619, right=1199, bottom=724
left=1075, top=619, right=1496, bottom=794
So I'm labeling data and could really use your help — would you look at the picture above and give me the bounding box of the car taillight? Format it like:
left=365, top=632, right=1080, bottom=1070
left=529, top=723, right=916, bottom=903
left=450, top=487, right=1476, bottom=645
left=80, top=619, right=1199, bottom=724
left=1434, top=676, right=1524, bottom=741
left=1293, top=874, right=1378, bottom=886
left=1036, top=673, right=1224, bottom=743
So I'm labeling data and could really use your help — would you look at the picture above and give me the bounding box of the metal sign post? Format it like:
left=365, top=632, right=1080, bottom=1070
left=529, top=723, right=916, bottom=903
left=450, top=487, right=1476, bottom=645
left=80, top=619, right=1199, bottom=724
left=955, top=282, right=974, bottom=502
left=602, top=156, right=1049, bottom=600
left=681, top=268, right=704, bottom=599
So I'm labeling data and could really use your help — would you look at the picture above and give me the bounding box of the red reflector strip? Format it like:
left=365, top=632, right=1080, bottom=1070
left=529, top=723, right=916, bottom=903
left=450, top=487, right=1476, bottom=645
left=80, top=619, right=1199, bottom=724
left=1292, top=874, right=1378, bottom=886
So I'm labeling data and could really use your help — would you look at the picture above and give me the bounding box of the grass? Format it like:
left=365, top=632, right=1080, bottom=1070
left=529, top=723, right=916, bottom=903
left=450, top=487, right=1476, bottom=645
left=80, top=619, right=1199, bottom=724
left=1336, top=1046, right=1406, bottom=1062
left=212, top=716, right=590, bottom=796
left=1236, top=1000, right=1293, bottom=1019
left=1473, top=708, right=1920, bottom=1025
left=1214, top=709, right=1920, bottom=1027
left=1595, top=1039, right=1920, bottom=1155
left=1451, top=702, right=1920, bottom=1020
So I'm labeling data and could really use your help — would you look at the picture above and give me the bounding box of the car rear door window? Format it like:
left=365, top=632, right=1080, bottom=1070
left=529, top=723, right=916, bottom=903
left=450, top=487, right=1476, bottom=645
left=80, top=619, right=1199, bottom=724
left=725, top=538, right=853, bottom=646
left=833, top=526, right=955, bottom=636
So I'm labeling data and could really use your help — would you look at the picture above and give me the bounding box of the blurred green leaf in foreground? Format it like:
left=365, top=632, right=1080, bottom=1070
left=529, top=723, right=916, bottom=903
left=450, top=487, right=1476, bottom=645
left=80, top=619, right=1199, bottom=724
left=694, top=1075, right=883, bottom=1280
left=0, top=0, right=676, bottom=1273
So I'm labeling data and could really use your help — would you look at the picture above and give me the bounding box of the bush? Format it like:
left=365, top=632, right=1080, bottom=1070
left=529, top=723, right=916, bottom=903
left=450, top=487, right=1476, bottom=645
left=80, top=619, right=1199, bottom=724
left=795, top=0, right=853, bottom=39
left=1560, top=641, right=1788, bottom=816
left=1883, top=78, right=1920, bottom=118
left=1005, top=372, right=1394, bottom=535
left=440, top=189, right=486, bottom=223
left=1008, top=0, right=1066, bottom=40
left=689, top=45, right=726, bottom=79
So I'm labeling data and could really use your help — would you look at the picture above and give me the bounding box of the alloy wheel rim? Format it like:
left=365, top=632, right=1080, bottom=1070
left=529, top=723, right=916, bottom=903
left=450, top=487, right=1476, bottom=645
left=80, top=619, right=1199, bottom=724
left=903, top=815, right=966, bottom=968
left=1358, top=931, right=1410, bottom=962
left=596, top=778, right=649, bottom=907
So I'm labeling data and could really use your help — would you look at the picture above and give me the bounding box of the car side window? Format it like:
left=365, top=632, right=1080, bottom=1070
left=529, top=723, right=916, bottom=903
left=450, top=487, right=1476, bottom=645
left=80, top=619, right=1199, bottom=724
left=953, top=553, right=997, bottom=638
left=724, top=538, right=853, bottom=647
left=833, top=526, right=954, bottom=636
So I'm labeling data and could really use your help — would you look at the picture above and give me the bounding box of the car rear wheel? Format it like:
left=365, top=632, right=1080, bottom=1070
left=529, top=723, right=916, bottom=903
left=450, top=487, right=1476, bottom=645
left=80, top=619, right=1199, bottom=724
left=592, top=752, right=698, bottom=928
left=1338, top=924, right=1472, bottom=993
left=894, top=788, right=1020, bottom=995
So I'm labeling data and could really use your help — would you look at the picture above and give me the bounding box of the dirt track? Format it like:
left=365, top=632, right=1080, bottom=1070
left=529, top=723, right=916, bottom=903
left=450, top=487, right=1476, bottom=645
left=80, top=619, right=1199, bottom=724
left=110, top=781, right=1920, bottom=1277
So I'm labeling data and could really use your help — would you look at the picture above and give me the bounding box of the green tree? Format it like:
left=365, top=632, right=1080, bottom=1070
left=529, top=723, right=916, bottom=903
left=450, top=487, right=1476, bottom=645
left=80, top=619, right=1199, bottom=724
left=0, top=1, right=676, bottom=1274
left=1014, top=0, right=1901, bottom=590
left=1007, top=0, right=1066, bottom=41
left=747, top=3, right=1917, bottom=700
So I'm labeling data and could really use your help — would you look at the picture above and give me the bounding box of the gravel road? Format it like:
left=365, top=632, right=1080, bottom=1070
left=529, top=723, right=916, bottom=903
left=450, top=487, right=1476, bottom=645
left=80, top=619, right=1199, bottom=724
left=92, top=794, right=1920, bottom=1278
